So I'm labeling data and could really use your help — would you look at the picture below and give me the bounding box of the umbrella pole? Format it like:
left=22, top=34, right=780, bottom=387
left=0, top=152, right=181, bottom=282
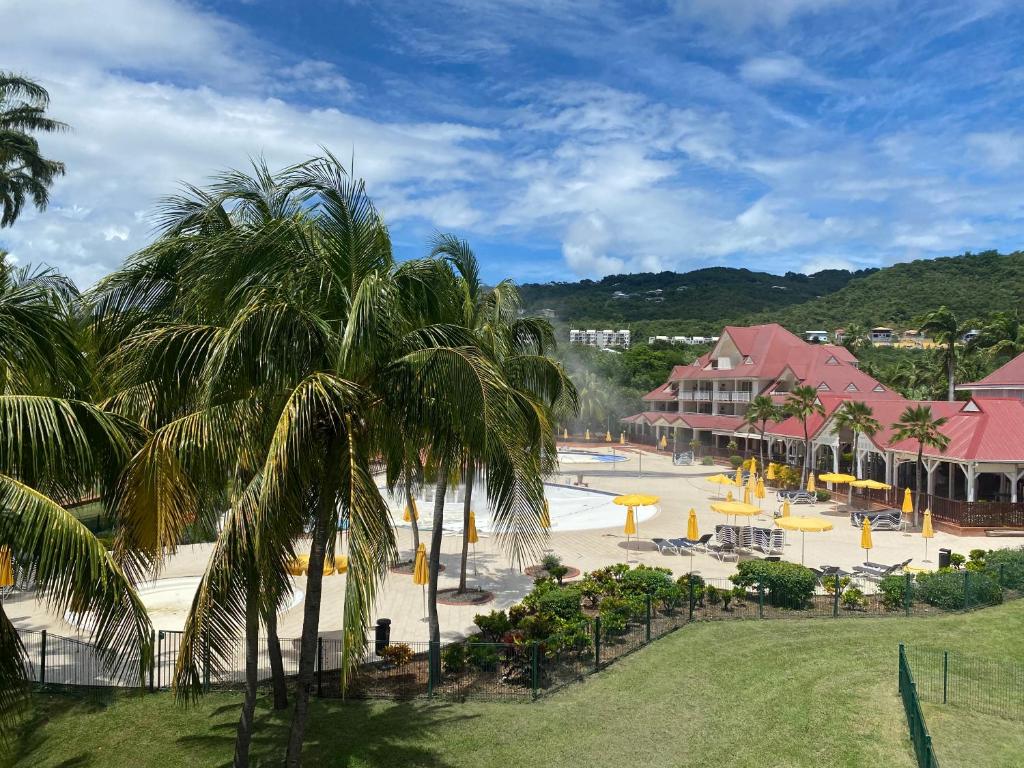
left=801, top=532, right=806, bottom=566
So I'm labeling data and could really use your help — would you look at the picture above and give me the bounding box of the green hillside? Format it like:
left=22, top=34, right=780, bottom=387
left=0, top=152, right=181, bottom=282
left=764, top=250, right=1024, bottom=330
left=518, top=266, right=869, bottom=336
left=519, top=251, right=1024, bottom=336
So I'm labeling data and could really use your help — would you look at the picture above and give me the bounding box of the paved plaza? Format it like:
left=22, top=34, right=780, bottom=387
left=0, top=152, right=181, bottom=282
left=9, top=447, right=1022, bottom=646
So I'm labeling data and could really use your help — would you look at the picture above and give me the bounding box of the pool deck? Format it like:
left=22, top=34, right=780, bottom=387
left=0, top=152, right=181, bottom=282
left=9, top=448, right=1022, bottom=647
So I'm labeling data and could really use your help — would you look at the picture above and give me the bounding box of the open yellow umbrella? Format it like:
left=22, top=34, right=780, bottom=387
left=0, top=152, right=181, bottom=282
left=707, top=473, right=732, bottom=498
left=775, top=515, right=833, bottom=564
left=335, top=555, right=349, bottom=574
left=605, top=430, right=612, bottom=442
left=806, top=473, right=816, bottom=493
left=286, top=554, right=309, bottom=576
left=780, top=499, right=792, bottom=518
left=0, top=547, right=13, bottom=588
left=860, top=517, right=873, bottom=562
left=541, top=499, right=552, bottom=530
left=403, top=498, right=419, bottom=523
left=711, top=501, right=759, bottom=517
left=613, top=494, right=658, bottom=561
left=819, top=472, right=856, bottom=486
left=902, top=488, right=913, bottom=514
left=850, top=479, right=892, bottom=490
left=412, top=542, right=428, bottom=617
left=922, top=508, right=934, bottom=561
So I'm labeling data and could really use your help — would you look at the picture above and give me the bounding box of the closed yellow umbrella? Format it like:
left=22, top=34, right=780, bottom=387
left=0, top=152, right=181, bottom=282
left=659, top=434, right=668, bottom=450
left=605, top=430, right=612, bottom=442
left=756, top=476, right=766, bottom=504
left=922, top=508, right=934, bottom=561
left=750, top=456, right=757, bottom=474
left=412, top=542, right=428, bottom=617
left=766, top=463, right=777, bottom=482
left=563, top=427, right=569, bottom=440
left=742, top=485, right=752, bottom=505
left=775, top=515, right=833, bottom=564
left=403, top=498, right=419, bottom=523
left=806, top=473, right=816, bottom=493
left=620, top=432, right=626, bottom=445
left=585, top=428, right=591, bottom=441
left=686, top=508, right=699, bottom=541
left=726, top=490, right=734, bottom=502
left=860, top=517, right=873, bottom=562
left=902, top=488, right=913, bottom=514
left=334, top=555, right=349, bottom=574
left=0, top=547, right=13, bottom=588
left=734, top=467, right=743, bottom=486
left=467, top=510, right=479, bottom=544
left=780, top=499, right=792, bottom=518
left=541, top=499, right=552, bottom=530
left=624, top=507, right=637, bottom=536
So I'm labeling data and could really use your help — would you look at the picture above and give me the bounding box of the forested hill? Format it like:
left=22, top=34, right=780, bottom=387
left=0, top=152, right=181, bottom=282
left=519, top=251, right=1024, bottom=336
left=518, top=267, right=871, bottom=335
left=762, top=250, right=1024, bottom=330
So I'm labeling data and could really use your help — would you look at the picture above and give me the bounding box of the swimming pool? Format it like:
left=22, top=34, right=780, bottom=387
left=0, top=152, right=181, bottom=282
left=556, top=449, right=628, bottom=464
left=390, top=482, right=657, bottom=534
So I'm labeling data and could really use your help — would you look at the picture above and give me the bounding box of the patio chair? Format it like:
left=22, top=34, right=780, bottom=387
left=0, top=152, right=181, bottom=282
left=708, top=526, right=738, bottom=561
left=766, top=529, right=785, bottom=556
left=651, top=538, right=681, bottom=555
left=679, top=533, right=713, bottom=553
left=738, top=526, right=754, bottom=552
left=777, top=490, right=816, bottom=504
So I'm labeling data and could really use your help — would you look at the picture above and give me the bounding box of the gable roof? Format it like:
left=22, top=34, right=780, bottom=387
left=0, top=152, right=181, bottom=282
left=959, top=351, right=1024, bottom=390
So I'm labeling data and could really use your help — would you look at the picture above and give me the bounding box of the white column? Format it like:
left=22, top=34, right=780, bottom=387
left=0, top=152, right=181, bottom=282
left=925, top=458, right=939, bottom=499
left=832, top=442, right=840, bottom=473
left=967, top=464, right=977, bottom=502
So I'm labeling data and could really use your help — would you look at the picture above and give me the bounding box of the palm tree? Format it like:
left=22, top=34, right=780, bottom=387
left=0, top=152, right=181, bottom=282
left=840, top=323, right=866, bottom=353
left=890, top=405, right=950, bottom=527
left=974, top=310, right=1024, bottom=362
left=831, top=401, right=881, bottom=504
left=0, top=260, right=150, bottom=739
left=575, top=370, right=611, bottom=433
left=0, top=73, right=67, bottom=227
left=742, top=394, right=781, bottom=472
left=784, top=385, right=824, bottom=485
left=919, top=306, right=969, bottom=401
left=95, top=155, right=558, bottom=767
left=428, top=234, right=575, bottom=593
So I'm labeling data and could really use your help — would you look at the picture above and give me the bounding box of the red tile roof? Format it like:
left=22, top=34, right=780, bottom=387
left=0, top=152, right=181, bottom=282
left=641, top=383, right=677, bottom=402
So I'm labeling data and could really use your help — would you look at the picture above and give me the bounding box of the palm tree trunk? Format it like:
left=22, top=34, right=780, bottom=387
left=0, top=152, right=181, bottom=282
left=914, top=445, right=924, bottom=528
left=233, top=581, right=260, bottom=768
left=802, top=424, right=810, bottom=485
left=284, top=464, right=338, bottom=768
left=758, top=420, right=767, bottom=475
left=428, top=464, right=448, bottom=684
left=264, top=601, right=288, bottom=710
left=848, top=429, right=858, bottom=507
left=458, top=460, right=474, bottom=593
left=947, top=347, right=956, bottom=401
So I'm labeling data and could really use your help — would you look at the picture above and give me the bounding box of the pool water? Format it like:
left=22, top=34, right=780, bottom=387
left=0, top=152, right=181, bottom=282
left=556, top=449, right=628, bottom=464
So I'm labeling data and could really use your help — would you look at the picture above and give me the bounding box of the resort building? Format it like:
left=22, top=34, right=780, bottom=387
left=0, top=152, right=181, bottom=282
left=569, top=328, right=631, bottom=349
left=623, top=323, right=1024, bottom=531
left=869, top=326, right=895, bottom=345
left=804, top=330, right=829, bottom=343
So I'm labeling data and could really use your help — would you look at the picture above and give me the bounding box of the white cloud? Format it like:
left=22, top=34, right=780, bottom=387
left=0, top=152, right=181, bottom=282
left=673, top=0, right=856, bottom=29
left=967, top=131, right=1024, bottom=169
left=740, top=54, right=834, bottom=88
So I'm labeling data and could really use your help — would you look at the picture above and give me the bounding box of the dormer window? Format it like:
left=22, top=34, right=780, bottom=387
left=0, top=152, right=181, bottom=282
left=743, top=356, right=753, bottom=365
left=872, top=384, right=886, bottom=392
left=825, top=355, right=839, bottom=365
left=845, top=383, right=859, bottom=392
left=962, top=400, right=981, bottom=413
left=817, top=382, right=831, bottom=391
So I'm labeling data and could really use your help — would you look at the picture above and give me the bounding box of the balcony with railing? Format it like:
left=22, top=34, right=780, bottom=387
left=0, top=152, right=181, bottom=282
left=679, top=390, right=712, bottom=401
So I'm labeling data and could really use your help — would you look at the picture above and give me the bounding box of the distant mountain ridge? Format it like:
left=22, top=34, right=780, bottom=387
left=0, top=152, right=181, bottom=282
left=519, top=251, right=1024, bottom=337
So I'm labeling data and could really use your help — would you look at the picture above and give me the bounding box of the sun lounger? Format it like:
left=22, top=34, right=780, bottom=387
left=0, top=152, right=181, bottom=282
left=651, top=538, right=681, bottom=555
left=777, top=490, right=815, bottom=504
left=852, top=558, right=912, bottom=581
left=850, top=509, right=907, bottom=532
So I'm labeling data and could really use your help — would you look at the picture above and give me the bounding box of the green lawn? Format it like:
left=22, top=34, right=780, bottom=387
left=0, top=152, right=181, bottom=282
left=8, top=602, right=1024, bottom=768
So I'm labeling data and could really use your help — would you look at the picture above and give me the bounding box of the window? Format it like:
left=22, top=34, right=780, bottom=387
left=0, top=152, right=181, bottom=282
left=845, top=383, right=859, bottom=392
left=817, top=382, right=831, bottom=391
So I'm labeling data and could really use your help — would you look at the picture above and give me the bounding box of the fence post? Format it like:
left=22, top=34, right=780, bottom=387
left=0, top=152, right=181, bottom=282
left=156, top=631, right=163, bottom=690
left=531, top=642, right=539, bottom=700
left=832, top=579, right=840, bottom=618
left=758, top=584, right=764, bottom=619
left=999, top=563, right=1005, bottom=592
left=316, top=637, right=323, bottom=698
left=149, top=630, right=156, bottom=692
left=428, top=641, right=437, bottom=697
left=202, top=636, right=211, bottom=693
left=644, top=595, right=652, bottom=642
left=904, top=572, right=912, bottom=617
left=942, top=651, right=948, bottom=705
left=688, top=578, right=695, bottom=621
left=963, top=570, right=970, bottom=611
left=593, top=617, right=602, bottom=670
left=40, top=629, right=46, bottom=686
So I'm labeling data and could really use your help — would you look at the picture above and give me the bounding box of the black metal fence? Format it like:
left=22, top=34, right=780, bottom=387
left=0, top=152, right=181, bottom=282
left=14, top=567, right=1021, bottom=703
left=899, top=644, right=940, bottom=768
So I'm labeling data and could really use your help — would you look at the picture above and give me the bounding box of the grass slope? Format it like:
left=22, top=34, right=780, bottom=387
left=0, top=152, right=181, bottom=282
left=8, top=603, right=1024, bottom=768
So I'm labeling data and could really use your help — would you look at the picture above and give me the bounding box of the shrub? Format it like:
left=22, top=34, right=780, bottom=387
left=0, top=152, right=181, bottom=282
left=548, top=564, right=570, bottom=584
left=598, top=596, right=632, bottom=635
left=701, top=456, right=714, bottom=466
left=704, top=585, right=721, bottom=606
left=841, top=588, right=866, bottom=610
left=879, top=574, right=913, bottom=611
left=547, top=619, right=593, bottom=658
left=948, top=553, right=965, bottom=570
left=916, top=570, right=1003, bottom=610
left=676, top=574, right=704, bottom=606
left=729, top=455, right=743, bottom=469
left=473, top=610, right=512, bottom=641
left=378, top=643, right=414, bottom=667
left=620, top=565, right=675, bottom=597
left=540, top=553, right=562, bottom=572
left=467, top=641, right=500, bottom=671
left=775, top=465, right=800, bottom=489
left=730, top=560, right=816, bottom=609
left=727, top=440, right=739, bottom=453
left=981, top=547, right=1024, bottom=589
left=535, top=586, right=583, bottom=621
left=577, top=576, right=605, bottom=609
left=815, top=489, right=831, bottom=502
left=441, top=643, right=467, bottom=674
left=518, top=613, right=557, bottom=641
left=822, top=575, right=850, bottom=595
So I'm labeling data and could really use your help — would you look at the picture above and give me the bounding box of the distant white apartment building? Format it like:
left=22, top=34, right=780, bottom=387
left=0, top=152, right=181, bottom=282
left=647, top=335, right=720, bottom=346
left=569, top=329, right=631, bottom=349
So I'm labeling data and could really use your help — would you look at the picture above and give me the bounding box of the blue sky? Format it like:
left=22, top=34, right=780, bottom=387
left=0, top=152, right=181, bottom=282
left=4, top=0, right=1024, bottom=287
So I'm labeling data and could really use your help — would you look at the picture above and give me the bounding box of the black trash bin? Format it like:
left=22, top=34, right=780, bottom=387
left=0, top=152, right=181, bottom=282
left=938, top=548, right=951, bottom=569
left=374, top=618, right=391, bottom=655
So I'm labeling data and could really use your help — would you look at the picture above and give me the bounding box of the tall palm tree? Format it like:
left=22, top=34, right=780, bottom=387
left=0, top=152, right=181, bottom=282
left=890, top=405, right=950, bottom=527
left=95, top=155, right=556, bottom=767
left=839, top=323, right=866, bottom=353
left=742, top=394, right=781, bottom=472
left=919, top=306, right=969, bottom=401
left=0, top=260, right=150, bottom=739
left=831, top=400, right=881, bottom=503
left=974, top=310, right=1024, bottom=362
left=784, top=385, right=824, bottom=485
left=0, top=73, right=67, bottom=228
left=428, top=234, right=575, bottom=593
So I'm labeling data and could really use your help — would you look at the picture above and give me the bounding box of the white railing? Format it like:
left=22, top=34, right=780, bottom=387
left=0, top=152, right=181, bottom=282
left=679, top=391, right=712, bottom=401
left=713, top=391, right=751, bottom=402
